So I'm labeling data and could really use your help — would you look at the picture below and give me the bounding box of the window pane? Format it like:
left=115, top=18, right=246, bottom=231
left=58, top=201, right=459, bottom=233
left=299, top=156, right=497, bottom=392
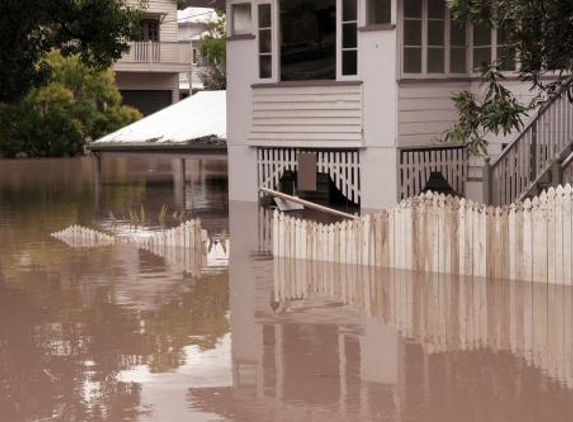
left=473, top=24, right=491, bottom=46
left=404, top=20, right=422, bottom=45
left=404, top=47, right=422, bottom=73
left=259, top=28, right=271, bottom=53
left=450, top=20, right=466, bottom=46
left=428, top=20, right=444, bottom=46
left=450, top=48, right=466, bottom=73
left=258, top=4, right=271, bottom=28
left=427, top=0, right=445, bottom=19
left=367, top=0, right=391, bottom=25
left=404, top=0, right=422, bottom=18
left=473, top=47, right=491, bottom=68
left=233, top=4, right=252, bottom=34
left=342, top=50, right=357, bottom=75
left=280, top=0, right=336, bottom=81
left=343, top=23, right=357, bottom=48
left=427, top=47, right=444, bottom=73
left=343, top=0, right=357, bottom=21
left=498, top=46, right=516, bottom=71
left=260, top=55, right=272, bottom=78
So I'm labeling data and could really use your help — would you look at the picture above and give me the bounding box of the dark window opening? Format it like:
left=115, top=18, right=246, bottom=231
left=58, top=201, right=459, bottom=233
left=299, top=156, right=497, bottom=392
left=140, top=19, right=160, bottom=42
left=280, top=0, right=337, bottom=81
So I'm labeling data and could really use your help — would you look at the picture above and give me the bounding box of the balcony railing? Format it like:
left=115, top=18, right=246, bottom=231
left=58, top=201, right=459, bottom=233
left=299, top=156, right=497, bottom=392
left=118, top=41, right=192, bottom=65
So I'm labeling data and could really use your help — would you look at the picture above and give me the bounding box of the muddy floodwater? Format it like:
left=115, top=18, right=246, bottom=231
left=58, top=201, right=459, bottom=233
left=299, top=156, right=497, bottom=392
left=1, top=157, right=573, bottom=422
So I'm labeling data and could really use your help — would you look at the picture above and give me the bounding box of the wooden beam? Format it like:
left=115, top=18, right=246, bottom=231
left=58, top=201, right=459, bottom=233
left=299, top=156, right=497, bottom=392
left=260, top=187, right=360, bottom=220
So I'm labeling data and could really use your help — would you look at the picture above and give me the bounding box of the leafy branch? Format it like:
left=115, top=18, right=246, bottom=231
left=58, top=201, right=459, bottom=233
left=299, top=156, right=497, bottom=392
left=443, top=64, right=529, bottom=155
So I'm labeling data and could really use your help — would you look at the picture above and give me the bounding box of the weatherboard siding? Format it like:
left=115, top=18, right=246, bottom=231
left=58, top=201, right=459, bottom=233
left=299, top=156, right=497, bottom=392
left=397, top=81, right=470, bottom=148
left=248, top=84, right=364, bottom=147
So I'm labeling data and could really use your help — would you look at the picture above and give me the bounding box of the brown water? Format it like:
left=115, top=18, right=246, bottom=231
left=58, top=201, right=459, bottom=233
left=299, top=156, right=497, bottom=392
left=1, top=157, right=573, bottom=422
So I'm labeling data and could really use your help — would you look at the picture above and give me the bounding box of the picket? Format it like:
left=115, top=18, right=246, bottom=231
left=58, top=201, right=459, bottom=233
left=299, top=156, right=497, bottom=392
left=272, top=186, right=573, bottom=285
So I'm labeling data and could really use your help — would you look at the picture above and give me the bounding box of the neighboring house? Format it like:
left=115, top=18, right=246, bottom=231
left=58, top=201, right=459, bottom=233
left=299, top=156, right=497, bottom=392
left=114, top=0, right=193, bottom=116
left=221, top=0, right=570, bottom=210
left=178, top=7, right=219, bottom=97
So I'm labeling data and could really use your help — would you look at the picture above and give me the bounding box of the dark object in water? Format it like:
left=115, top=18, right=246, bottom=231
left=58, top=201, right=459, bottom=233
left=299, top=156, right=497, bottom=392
left=422, top=171, right=459, bottom=197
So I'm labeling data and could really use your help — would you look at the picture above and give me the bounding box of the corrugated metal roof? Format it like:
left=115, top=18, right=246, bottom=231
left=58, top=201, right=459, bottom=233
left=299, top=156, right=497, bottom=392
left=94, top=90, right=226, bottom=145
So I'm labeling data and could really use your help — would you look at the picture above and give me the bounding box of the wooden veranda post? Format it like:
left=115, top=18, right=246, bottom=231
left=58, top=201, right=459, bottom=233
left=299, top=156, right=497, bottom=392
left=482, top=157, right=493, bottom=206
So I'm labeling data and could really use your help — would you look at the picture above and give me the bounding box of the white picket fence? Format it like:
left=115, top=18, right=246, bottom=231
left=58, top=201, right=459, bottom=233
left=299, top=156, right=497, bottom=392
left=273, top=185, right=573, bottom=284
left=52, top=220, right=206, bottom=250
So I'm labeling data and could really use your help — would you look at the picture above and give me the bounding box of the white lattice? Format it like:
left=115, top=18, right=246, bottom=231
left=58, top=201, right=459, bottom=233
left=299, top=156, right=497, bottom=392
left=257, top=148, right=361, bottom=204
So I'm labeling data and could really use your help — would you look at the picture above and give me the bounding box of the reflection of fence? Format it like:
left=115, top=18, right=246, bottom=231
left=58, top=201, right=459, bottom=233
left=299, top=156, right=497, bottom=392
left=274, top=258, right=573, bottom=387
left=398, top=145, right=467, bottom=200
left=273, top=185, right=573, bottom=284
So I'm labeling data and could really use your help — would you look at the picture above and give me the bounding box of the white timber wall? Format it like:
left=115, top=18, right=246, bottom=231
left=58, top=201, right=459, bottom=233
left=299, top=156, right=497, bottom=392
left=273, top=185, right=573, bottom=285
left=397, top=81, right=470, bottom=148
left=249, top=84, right=364, bottom=148
left=359, top=27, right=400, bottom=210
left=226, top=2, right=259, bottom=202
left=126, top=0, right=178, bottom=42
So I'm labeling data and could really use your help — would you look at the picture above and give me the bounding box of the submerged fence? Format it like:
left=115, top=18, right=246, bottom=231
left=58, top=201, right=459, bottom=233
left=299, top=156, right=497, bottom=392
left=273, top=185, right=573, bottom=284
left=52, top=219, right=205, bottom=249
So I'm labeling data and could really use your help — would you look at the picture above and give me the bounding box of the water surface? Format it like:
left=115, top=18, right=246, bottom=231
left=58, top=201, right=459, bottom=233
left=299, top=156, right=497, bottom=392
left=1, top=157, right=573, bottom=422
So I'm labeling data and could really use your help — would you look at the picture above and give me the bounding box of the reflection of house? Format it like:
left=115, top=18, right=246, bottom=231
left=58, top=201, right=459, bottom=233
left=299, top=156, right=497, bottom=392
left=178, top=7, right=218, bottom=96
left=219, top=0, right=573, bottom=210
left=114, top=0, right=192, bottom=116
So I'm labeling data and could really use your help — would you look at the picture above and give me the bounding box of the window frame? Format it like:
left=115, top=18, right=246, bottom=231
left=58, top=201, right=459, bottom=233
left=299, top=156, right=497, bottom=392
left=399, top=0, right=518, bottom=79
left=337, top=0, right=360, bottom=79
left=231, top=2, right=253, bottom=36
left=257, top=2, right=274, bottom=80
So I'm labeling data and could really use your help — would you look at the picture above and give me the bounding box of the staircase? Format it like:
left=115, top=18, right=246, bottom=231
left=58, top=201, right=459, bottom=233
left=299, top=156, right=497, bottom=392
left=484, top=76, right=573, bottom=206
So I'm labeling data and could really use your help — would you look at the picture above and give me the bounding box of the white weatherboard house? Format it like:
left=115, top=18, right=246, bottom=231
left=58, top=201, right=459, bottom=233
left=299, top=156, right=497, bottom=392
left=222, top=0, right=573, bottom=210
left=115, top=0, right=193, bottom=115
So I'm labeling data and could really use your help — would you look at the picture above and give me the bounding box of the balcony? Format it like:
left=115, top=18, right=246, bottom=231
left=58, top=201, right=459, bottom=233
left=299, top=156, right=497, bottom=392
left=115, top=41, right=192, bottom=73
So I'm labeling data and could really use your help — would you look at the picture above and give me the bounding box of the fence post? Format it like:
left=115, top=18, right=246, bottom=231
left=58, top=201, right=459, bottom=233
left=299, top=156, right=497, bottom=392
left=483, top=157, right=493, bottom=206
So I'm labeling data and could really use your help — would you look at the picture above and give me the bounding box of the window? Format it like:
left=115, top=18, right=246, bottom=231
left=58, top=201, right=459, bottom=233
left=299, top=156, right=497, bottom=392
left=232, top=3, right=252, bottom=35
left=341, top=0, right=358, bottom=75
left=258, top=4, right=272, bottom=78
left=367, top=0, right=391, bottom=25
left=192, top=48, right=198, bottom=64
left=140, top=19, right=160, bottom=42
left=401, top=0, right=516, bottom=77
left=427, top=0, right=445, bottom=73
left=473, top=23, right=491, bottom=70
left=403, top=0, right=422, bottom=73
left=280, top=0, right=337, bottom=81
left=449, top=19, right=466, bottom=73
left=497, top=23, right=516, bottom=71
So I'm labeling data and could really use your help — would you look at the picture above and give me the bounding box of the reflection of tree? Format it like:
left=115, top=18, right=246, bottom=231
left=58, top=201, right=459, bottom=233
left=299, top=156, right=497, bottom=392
left=0, top=256, right=229, bottom=420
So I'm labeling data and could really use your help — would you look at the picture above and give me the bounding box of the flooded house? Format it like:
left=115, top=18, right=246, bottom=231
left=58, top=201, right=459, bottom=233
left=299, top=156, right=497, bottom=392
left=114, top=0, right=193, bottom=115
left=223, top=0, right=573, bottom=210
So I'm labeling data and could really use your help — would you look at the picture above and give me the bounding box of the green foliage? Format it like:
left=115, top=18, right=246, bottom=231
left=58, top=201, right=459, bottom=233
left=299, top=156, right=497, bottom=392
left=444, top=0, right=573, bottom=154
left=199, top=9, right=226, bottom=90
left=444, top=65, right=529, bottom=155
left=0, top=0, right=146, bottom=103
left=0, top=51, right=141, bottom=158
left=448, top=0, right=573, bottom=94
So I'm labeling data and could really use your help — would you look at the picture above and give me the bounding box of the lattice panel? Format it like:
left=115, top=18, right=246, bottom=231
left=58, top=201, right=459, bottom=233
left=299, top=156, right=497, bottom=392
left=257, top=148, right=361, bottom=204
